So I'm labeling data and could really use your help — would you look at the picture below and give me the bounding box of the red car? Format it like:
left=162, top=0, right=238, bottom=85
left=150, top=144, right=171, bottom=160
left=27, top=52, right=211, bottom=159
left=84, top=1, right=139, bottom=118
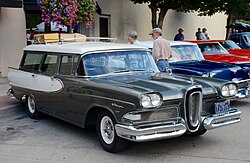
left=218, top=40, right=250, bottom=58
left=186, top=40, right=250, bottom=64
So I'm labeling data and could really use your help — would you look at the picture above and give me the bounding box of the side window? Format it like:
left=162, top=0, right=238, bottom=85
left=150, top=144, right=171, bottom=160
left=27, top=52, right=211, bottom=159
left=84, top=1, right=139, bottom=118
left=231, top=36, right=241, bottom=45
left=59, top=55, right=79, bottom=75
left=40, top=54, right=58, bottom=75
left=20, top=52, right=43, bottom=72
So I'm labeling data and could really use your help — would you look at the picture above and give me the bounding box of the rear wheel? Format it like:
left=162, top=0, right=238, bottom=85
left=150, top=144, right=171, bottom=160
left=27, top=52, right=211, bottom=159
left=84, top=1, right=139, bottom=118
left=25, top=95, right=42, bottom=119
left=96, top=111, right=128, bottom=153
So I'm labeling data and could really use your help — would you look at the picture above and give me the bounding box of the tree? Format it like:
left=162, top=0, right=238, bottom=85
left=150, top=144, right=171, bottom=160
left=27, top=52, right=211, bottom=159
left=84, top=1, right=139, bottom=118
left=129, top=0, right=192, bottom=29
left=176, top=0, right=250, bottom=38
left=129, top=0, right=250, bottom=38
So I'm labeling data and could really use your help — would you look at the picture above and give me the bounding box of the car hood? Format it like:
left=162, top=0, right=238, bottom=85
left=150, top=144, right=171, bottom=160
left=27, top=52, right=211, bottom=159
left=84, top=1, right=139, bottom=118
left=228, top=49, right=250, bottom=58
left=87, top=72, right=216, bottom=99
left=203, top=53, right=250, bottom=63
left=170, top=60, right=236, bottom=71
left=170, top=60, right=248, bottom=80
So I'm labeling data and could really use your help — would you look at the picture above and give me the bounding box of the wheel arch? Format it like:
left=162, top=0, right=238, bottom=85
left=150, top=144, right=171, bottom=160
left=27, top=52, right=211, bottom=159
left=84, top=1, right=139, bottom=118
left=84, top=106, right=117, bottom=128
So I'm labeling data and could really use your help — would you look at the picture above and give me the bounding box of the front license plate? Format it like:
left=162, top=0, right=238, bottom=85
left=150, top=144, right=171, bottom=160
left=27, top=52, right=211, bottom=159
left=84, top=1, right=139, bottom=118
left=215, top=100, right=230, bottom=114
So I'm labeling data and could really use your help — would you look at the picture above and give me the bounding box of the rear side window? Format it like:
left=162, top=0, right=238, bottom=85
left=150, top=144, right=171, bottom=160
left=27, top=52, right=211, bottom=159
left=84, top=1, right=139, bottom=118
left=40, top=54, right=58, bottom=75
left=59, top=55, right=79, bottom=75
left=20, top=52, right=43, bottom=72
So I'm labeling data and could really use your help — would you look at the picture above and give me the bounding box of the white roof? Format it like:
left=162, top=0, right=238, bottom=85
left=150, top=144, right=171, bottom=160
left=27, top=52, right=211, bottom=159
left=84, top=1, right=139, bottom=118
left=24, top=42, right=148, bottom=54
left=141, top=41, right=197, bottom=48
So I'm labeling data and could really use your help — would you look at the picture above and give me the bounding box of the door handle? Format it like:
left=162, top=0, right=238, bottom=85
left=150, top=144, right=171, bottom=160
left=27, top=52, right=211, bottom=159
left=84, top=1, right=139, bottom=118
left=32, top=74, right=37, bottom=77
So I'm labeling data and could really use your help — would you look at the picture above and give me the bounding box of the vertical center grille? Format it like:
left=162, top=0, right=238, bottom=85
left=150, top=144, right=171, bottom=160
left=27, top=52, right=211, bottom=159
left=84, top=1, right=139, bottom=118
left=185, top=89, right=203, bottom=132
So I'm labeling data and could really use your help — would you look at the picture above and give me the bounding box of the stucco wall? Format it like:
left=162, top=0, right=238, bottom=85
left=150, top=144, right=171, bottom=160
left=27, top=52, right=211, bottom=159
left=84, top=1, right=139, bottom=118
left=0, top=8, right=26, bottom=77
left=97, top=0, right=227, bottom=42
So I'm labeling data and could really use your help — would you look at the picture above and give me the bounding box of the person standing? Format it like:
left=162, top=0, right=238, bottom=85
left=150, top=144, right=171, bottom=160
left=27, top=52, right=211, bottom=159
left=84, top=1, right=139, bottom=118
left=195, top=28, right=201, bottom=40
left=149, top=27, right=172, bottom=72
left=199, top=28, right=209, bottom=40
left=174, top=28, right=185, bottom=41
left=127, top=30, right=142, bottom=46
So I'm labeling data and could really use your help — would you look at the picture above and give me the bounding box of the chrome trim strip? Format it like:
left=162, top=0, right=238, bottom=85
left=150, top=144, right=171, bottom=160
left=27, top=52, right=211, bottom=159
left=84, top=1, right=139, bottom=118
left=115, top=118, right=186, bottom=142
left=203, top=109, right=241, bottom=130
left=233, top=79, right=250, bottom=84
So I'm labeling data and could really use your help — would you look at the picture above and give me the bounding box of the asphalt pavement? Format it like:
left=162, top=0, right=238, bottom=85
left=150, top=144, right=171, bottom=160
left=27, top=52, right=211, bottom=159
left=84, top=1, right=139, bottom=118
left=0, top=77, right=10, bottom=97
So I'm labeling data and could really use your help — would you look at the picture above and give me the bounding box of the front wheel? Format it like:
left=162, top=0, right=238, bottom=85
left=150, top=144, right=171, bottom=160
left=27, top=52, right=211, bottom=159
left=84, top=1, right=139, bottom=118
left=96, top=111, right=128, bottom=153
left=25, top=95, right=42, bottom=119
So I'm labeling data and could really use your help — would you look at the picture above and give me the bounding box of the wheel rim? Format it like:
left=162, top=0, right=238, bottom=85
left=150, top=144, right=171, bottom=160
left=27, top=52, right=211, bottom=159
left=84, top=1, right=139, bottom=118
left=100, top=116, right=115, bottom=144
left=27, top=95, right=36, bottom=114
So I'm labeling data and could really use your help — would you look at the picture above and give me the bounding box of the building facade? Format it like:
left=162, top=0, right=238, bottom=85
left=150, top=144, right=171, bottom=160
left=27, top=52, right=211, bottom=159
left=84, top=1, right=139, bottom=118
left=0, top=0, right=227, bottom=77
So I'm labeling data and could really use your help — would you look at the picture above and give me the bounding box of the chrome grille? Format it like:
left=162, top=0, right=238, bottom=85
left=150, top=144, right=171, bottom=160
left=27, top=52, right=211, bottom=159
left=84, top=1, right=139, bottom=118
left=140, top=107, right=178, bottom=122
left=201, top=101, right=214, bottom=116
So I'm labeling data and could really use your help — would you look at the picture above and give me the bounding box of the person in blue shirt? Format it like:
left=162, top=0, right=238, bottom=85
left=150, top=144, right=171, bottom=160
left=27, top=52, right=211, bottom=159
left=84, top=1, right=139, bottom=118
left=174, top=28, right=185, bottom=41
left=127, top=30, right=142, bottom=46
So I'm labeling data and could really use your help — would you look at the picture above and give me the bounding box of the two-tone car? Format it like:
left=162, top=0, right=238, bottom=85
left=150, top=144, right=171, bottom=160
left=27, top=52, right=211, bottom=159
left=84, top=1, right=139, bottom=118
left=141, top=41, right=250, bottom=99
left=8, top=37, right=241, bottom=153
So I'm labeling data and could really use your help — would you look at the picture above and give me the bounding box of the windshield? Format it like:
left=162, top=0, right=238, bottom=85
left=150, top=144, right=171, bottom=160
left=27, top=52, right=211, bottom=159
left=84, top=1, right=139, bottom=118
left=198, top=43, right=229, bottom=55
left=81, top=50, right=158, bottom=76
left=244, top=34, right=250, bottom=44
left=220, top=41, right=241, bottom=50
left=170, top=45, right=204, bottom=61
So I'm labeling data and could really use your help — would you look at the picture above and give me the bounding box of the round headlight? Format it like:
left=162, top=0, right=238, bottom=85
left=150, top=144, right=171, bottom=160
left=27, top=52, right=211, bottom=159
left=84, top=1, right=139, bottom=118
left=228, top=84, right=237, bottom=96
left=150, top=94, right=162, bottom=107
left=141, top=94, right=151, bottom=108
left=221, top=85, right=229, bottom=96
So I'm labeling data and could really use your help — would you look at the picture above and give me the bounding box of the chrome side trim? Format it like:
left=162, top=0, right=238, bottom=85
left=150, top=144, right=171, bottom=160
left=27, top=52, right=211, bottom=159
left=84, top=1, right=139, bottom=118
left=203, top=109, right=241, bottom=130
left=115, top=118, right=186, bottom=142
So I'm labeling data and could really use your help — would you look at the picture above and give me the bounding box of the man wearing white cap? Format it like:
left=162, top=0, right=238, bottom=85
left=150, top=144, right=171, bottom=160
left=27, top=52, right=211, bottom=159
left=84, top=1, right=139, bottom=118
left=149, top=27, right=172, bottom=72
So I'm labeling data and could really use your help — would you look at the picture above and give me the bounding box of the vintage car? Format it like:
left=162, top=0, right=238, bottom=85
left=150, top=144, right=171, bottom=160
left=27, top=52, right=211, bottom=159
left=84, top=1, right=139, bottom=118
left=141, top=41, right=250, bottom=99
left=228, top=32, right=250, bottom=49
left=218, top=40, right=250, bottom=58
left=8, top=39, right=241, bottom=153
left=186, top=40, right=250, bottom=64
left=186, top=40, right=250, bottom=78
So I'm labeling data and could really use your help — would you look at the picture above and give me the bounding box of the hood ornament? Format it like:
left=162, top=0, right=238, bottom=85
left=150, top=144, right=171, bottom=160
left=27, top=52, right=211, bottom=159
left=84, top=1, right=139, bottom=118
left=190, top=77, right=194, bottom=84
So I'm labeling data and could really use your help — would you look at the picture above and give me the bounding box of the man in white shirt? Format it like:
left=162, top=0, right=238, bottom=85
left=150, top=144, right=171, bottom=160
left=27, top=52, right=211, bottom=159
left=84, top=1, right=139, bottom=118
left=149, top=27, right=172, bottom=72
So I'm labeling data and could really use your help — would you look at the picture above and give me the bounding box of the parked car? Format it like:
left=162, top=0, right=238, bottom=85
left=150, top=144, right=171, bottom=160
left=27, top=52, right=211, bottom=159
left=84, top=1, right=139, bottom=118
left=141, top=41, right=250, bottom=99
left=186, top=40, right=250, bottom=79
left=218, top=40, right=250, bottom=58
left=228, top=32, right=250, bottom=49
left=186, top=40, right=250, bottom=64
left=8, top=37, right=241, bottom=153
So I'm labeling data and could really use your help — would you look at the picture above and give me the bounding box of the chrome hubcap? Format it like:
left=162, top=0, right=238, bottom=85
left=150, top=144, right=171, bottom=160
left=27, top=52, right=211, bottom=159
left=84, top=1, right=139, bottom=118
left=100, top=116, right=115, bottom=144
left=28, top=96, right=36, bottom=114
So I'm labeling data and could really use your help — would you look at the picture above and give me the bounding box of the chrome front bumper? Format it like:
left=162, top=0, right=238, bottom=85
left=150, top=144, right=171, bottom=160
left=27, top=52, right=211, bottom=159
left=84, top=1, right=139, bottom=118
left=203, top=109, right=241, bottom=130
left=234, top=88, right=250, bottom=99
left=115, top=118, right=187, bottom=142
